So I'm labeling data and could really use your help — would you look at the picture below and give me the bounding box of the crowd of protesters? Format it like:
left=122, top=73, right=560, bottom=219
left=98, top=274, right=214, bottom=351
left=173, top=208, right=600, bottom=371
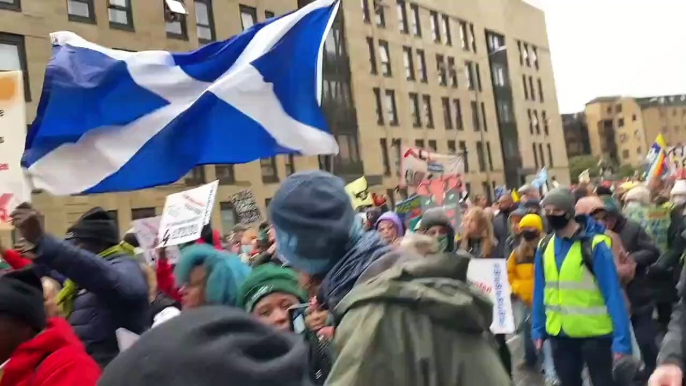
left=4, top=170, right=686, bottom=385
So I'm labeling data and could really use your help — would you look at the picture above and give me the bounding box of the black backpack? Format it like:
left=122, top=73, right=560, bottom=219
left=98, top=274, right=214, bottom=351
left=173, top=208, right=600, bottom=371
left=538, top=234, right=600, bottom=276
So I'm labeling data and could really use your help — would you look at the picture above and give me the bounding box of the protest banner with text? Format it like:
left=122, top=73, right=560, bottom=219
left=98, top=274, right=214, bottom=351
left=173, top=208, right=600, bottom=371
left=132, top=216, right=181, bottom=265
left=157, top=181, right=218, bottom=247
left=231, top=190, right=263, bottom=224
left=467, top=259, right=516, bottom=334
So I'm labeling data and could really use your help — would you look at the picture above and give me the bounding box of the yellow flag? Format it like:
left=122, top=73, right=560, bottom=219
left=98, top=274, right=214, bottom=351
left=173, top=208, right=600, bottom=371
left=511, top=189, right=520, bottom=203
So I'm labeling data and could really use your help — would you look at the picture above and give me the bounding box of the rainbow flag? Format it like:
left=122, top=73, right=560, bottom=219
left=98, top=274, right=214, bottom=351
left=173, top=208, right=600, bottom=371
left=647, top=134, right=669, bottom=180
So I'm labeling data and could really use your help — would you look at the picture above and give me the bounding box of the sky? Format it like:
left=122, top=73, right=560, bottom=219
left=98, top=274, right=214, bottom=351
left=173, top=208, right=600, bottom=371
left=523, top=0, right=686, bottom=113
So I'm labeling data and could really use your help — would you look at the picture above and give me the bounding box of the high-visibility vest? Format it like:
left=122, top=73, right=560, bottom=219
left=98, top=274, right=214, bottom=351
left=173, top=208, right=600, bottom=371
left=542, top=235, right=613, bottom=337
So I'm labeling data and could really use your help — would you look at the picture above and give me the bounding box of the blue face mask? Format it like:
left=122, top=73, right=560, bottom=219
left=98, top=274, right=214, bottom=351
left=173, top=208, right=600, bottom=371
left=241, top=244, right=252, bottom=254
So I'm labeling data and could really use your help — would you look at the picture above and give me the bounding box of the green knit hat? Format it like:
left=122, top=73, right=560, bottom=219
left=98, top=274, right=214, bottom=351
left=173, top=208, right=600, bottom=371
left=238, top=265, right=308, bottom=312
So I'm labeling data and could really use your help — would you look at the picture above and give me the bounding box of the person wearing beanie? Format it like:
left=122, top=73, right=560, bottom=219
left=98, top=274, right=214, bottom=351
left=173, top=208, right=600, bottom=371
left=99, top=307, right=311, bottom=386
left=375, top=212, right=404, bottom=246
left=533, top=188, right=633, bottom=386
left=504, top=207, right=527, bottom=259
left=271, top=172, right=509, bottom=385
left=493, top=193, right=516, bottom=261
left=10, top=205, right=149, bottom=368
left=0, top=268, right=101, bottom=386
left=174, top=244, right=251, bottom=309
left=416, top=207, right=456, bottom=253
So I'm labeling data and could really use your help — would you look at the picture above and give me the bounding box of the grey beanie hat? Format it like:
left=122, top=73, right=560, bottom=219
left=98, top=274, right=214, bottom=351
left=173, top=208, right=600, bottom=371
left=540, top=188, right=575, bottom=215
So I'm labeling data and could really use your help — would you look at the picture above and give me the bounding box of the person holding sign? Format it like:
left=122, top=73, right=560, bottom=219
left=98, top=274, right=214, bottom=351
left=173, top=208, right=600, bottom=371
left=533, top=188, right=632, bottom=386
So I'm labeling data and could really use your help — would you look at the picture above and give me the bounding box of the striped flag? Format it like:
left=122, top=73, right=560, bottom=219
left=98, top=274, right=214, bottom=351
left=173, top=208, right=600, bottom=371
left=646, top=134, right=669, bottom=181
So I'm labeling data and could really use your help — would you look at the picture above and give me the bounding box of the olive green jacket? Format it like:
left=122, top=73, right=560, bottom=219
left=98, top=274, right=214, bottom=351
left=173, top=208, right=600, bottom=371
left=326, top=252, right=512, bottom=386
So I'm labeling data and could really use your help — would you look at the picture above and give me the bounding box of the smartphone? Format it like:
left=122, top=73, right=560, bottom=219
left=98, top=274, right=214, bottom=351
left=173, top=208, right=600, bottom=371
left=288, top=304, right=310, bottom=334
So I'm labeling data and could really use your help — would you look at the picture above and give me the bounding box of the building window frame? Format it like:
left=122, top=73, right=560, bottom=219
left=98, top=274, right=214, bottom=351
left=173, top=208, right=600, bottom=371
left=471, top=100, right=479, bottom=131
left=417, top=49, right=427, bottom=83
left=0, top=33, right=31, bottom=101
left=184, top=166, right=206, bottom=186
left=215, top=165, right=236, bottom=185
left=378, top=40, right=392, bottom=77
left=436, top=54, right=446, bottom=86
left=380, top=138, right=391, bottom=176
left=285, top=154, right=296, bottom=176
left=165, top=0, right=188, bottom=40
left=442, top=14, right=452, bottom=46
left=459, top=141, right=469, bottom=172
left=442, top=97, right=453, bottom=130
left=547, top=143, right=554, bottom=167
left=410, top=92, right=421, bottom=128
left=410, top=3, right=421, bottom=37
left=384, top=89, right=399, bottom=126
left=476, top=141, right=486, bottom=172
left=260, top=157, right=279, bottom=184
left=486, top=141, right=493, bottom=171
left=108, top=0, right=134, bottom=31
left=265, top=10, right=275, bottom=19
left=366, top=37, right=378, bottom=75
left=373, top=0, right=385, bottom=27
left=0, top=0, right=20, bottom=11
left=361, top=0, right=370, bottom=23
left=537, top=78, right=545, bottom=102
left=239, top=4, right=257, bottom=31
left=403, top=46, right=415, bottom=81
left=481, top=102, right=488, bottom=132
left=132, top=207, right=156, bottom=221
left=447, top=56, right=457, bottom=88
left=454, top=99, right=464, bottom=130
left=430, top=11, right=441, bottom=42
left=195, top=0, right=216, bottom=44
left=67, top=0, right=96, bottom=24
left=220, top=202, right=239, bottom=234
left=423, top=94, right=434, bottom=129
left=373, top=87, right=384, bottom=125
left=397, top=0, right=409, bottom=34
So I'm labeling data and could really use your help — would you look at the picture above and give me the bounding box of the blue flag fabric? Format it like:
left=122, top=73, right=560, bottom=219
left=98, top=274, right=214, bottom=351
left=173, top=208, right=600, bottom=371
left=24, top=0, right=340, bottom=195
left=531, top=167, right=548, bottom=189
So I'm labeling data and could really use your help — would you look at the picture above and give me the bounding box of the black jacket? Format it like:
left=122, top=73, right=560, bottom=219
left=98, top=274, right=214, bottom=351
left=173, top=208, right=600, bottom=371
left=614, top=216, right=661, bottom=315
left=651, top=204, right=686, bottom=303
left=658, top=264, right=686, bottom=377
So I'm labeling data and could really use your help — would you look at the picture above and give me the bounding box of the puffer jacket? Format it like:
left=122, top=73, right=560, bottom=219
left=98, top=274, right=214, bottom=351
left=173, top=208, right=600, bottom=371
left=327, top=252, right=510, bottom=386
left=34, top=235, right=150, bottom=367
left=507, top=250, right=534, bottom=306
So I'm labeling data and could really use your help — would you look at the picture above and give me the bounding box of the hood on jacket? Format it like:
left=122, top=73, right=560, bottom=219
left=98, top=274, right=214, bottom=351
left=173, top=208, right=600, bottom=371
left=375, top=212, right=405, bottom=237
left=568, top=215, right=607, bottom=242
left=2, top=318, right=89, bottom=378
left=334, top=251, right=492, bottom=334
left=417, top=208, right=456, bottom=252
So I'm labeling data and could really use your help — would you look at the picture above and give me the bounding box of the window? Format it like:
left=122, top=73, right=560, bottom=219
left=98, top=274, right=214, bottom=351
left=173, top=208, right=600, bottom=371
left=415, top=139, right=425, bottom=149
left=522, top=74, right=529, bottom=100
left=442, top=97, right=453, bottom=130
left=380, top=138, right=391, bottom=176
left=336, top=134, right=361, bottom=165
left=373, top=87, right=384, bottom=125
left=397, top=1, right=409, bottom=33
left=476, top=141, right=486, bottom=172
left=459, top=141, right=469, bottom=172
left=430, top=11, right=440, bottom=42
left=527, top=109, right=533, bottom=134
left=523, top=43, right=530, bottom=67
left=532, top=46, right=539, bottom=69
left=497, top=100, right=513, bottom=123
left=260, top=157, right=279, bottom=183
left=532, top=143, right=539, bottom=169
left=410, top=92, right=421, bottom=127
left=165, top=0, right=188, bottom=39
left=538, top=143, right=545, bottom=167
left=608, top=106, right=613, bottom=114
left=0, top=0, right=20, bottom=11
left=385, top=89, right=399, bottom=126
left=436, top=54, right=446, bottom=86
left=184, top=166, right=206, bottom=185
left=622, top=149, right=629, bottom=159
left=68, top=0, right=95, bottom=23
left=469, top=23, right=477, bottom=52
left=428, top=140, right=437, bottom=151
left=378, top=40, right=392, bottom=77
left=459, top=21, right=468, bottom=51
left=618, top=118, right=625, bottom=128
left=0, top=33, right=30, bottom=101
left=447, top=57, right=458, bottom=87
left=240, top=4, right=257, bottom=30
left=486, top=142, right=493, bottom=171
left=547, top=144, right=554, bottom=167
left=533, top=110, right=540, bottom=134
left=529, top=76, right=535, bottom=101
left=632, top=114, right=637, bottom=121
left=538, top=78, right=544, bottom=102
left=542, top=111, right=549, bottom=135
left=614, top=104, right=621, bottom=113
left=366, top=37, right=377, bottom=74
left=471, top=101, right=479, bottom=131
left=108, top=0, right=133, bottom=30
left=493, top=63, right=506, bottom=87
left=465, top=61, right=475, bottom=90
left=195, top=0, right=215, bottom=43
left=423, top=95, right=434, bottom=128
left=392, top=138, right=402, bottom=175
left=448, top=140, right=456, bottom=154
left=265, top=10, right=275, bottom=19
left=215, top=165, right=235, bottom=185
left=517, top=41, right=523, bottom=65
left=410, top=3, right=421, bottom=36
left=220, top=202, right=238, bottom=234
left=442, top=15, right=452, bottom=46
left=361, top=0, right=370, bottom=23
left=481, top=102, right=488, bottom=131
left=374, top=0, right=385, bottom=27
left=454, top=99, right=464, bottom=130
left=285, top=154, right=296, bottom=176
left=637, top=147, right=642, bottom=155
left=475, top=63, right=482, bottom=91
left=403, top=46, right=415, bottom=81
left=417, top=49, right=427, bottom=82
left=132, top=207, right=156, bottom=220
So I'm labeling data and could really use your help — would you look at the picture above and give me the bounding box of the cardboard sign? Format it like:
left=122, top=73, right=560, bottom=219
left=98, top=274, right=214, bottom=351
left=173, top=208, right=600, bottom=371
left=231, top=190, right=262, bottom=224
left=344, top=176, right=373, bottom=209
left=157, top=181, right=218, bottom=247
left=132, top=216, right=181, bottom=265
left=0, top=72, right=31, bottom=223
left=467, top=259, right=515, bottom=334
left=623, top=204, right=670, bottom=252
left=400, top=146, right=464, bottom=188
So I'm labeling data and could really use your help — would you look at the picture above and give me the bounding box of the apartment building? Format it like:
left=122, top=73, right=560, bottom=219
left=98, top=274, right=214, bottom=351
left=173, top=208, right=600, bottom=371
left=342, top=0, right=570, bottom=204
left=0, top=0, right=314, bottom=237
left=584, top=94, right=686, bottom=166
left=562, top=113, right=591, bottom=158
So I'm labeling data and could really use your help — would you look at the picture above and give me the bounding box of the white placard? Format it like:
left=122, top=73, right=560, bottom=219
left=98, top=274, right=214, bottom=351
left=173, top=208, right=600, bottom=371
left=116, top=328, right=140, bottom=352
left=157, top=180, right=218, bottom=247
left=0, top=71, right=31, bottom=223
left=467, top=259, right=516, bottom=334
left=132, top=216, right=181, bottom=265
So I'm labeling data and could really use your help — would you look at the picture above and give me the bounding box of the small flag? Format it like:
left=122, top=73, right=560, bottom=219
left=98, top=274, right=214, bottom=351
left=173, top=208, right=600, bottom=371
left=646, top=134, right=669, bottom=181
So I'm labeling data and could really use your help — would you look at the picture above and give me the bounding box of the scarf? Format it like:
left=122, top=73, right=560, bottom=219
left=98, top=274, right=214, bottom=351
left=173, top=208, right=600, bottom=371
left=58, top=243, right=135, bottom=317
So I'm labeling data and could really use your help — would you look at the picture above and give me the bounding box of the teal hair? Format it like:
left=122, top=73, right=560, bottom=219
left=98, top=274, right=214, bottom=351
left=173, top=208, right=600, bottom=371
left=174, top=244, right=252, bottom=307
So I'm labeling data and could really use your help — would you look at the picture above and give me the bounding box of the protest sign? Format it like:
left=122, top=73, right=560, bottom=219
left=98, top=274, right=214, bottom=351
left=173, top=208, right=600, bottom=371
left=666, top=146, right=686, bottom=175
left=400, top=146, right=464, bottom=189
left=467, top=259, right=515, bottom=334
left=231, top=190, right=262, bottom=224
left=157, top=180, right=218, bottom=247
left=132, top=216, right=181, bottom=265
left=344, top=176, right=373, bottom=209
left=0, top=71, right=31, bottom=224
left=395, top=196, right=423, bottom=230
left=623, top=204, right=670, bottom=252
left=116, top=328, right=140, bottom=352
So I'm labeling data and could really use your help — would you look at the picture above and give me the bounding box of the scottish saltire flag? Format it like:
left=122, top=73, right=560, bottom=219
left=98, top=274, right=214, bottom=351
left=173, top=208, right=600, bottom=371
left=24, top=0, right=340, bottom=195
left=646, top=134, right=669, bottom=181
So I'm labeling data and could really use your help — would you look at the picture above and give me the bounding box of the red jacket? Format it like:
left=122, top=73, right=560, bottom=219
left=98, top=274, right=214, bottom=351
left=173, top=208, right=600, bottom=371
left=0, top=318, right=101, bottom=386
left=0, top=249, right=31, bottom=270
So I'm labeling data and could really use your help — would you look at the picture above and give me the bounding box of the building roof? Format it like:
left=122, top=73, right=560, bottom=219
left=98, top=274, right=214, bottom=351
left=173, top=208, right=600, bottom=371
left=636, top=94, right=686, bottom=108
left=585, top=96, right=621, bottom=105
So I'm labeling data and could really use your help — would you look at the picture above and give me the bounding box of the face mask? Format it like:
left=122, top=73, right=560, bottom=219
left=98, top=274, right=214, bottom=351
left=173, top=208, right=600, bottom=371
left=241, top=244, right=252, bottom=254
left=437, top=236, right=449, bottom=252
left=546, top=213, right=571, bottom=230
left=522, top=230, right=540, bottom=241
